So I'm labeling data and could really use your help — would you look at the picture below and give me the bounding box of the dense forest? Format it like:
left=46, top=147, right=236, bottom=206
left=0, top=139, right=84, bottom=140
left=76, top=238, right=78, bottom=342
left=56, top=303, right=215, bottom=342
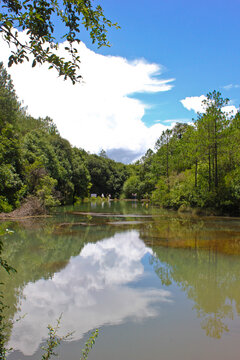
left=0, top=62, right=240, bottom=214
left=0, top=63, right=129, bottom=212
left=124, top=92, right=240, bottom=215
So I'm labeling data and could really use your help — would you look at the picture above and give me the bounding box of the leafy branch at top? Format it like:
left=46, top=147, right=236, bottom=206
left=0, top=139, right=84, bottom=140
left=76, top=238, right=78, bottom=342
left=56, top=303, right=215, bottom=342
left=0, top=0, right=120, bottom=83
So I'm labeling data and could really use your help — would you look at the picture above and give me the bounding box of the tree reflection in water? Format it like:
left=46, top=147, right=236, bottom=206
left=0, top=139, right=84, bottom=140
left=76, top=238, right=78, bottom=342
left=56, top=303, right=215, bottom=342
left=149, top=243, right=240, bottom=339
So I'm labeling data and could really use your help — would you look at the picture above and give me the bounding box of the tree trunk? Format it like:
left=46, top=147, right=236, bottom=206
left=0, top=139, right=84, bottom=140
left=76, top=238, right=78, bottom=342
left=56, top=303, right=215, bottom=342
left=166, top=141, right=170, bottom=191
left=208, top=149, right=211, bottom=191
left=195, top=158, right=198, bottom=188
left=214, top=118, right=218, bottom=188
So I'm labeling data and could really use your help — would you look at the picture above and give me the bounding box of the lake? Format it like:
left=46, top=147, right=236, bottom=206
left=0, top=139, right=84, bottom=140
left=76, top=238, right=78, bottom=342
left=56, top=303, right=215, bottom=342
left=1, top=200, right=240, bottom=360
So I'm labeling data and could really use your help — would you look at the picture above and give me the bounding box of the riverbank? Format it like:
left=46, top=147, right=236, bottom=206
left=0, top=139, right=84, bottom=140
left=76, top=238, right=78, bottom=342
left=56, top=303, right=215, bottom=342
left=1, top=196, right=239, bottom=221
left=0, top=197, right=46, bottom=220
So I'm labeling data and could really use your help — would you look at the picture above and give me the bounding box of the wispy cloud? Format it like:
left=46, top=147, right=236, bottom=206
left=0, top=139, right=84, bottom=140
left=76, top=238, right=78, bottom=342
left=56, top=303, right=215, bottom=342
left=154, top=118, right=191, bottom=124
left=222, top=84, right=240, bottom=90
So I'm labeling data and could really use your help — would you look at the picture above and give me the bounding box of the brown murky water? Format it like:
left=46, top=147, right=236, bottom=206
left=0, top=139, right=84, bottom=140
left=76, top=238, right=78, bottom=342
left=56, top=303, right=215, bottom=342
left=1, top=201, right=240, bottom=360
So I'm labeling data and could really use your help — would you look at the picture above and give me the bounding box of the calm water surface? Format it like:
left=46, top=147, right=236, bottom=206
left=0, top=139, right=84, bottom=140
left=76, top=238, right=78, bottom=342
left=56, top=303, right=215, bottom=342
left=1, top=201, right=240, bottom=360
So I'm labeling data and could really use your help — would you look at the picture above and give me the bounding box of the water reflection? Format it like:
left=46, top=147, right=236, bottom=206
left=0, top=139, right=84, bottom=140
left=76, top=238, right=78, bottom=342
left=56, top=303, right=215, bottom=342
left=138, top=214, right=240, bottom=339
left=150, top=246, right=240, bottom=339
left=141, top=215, right=240, bottom=255
left=3, top=201, right=240, bottom=360
left=8, top=231, right=172, bottom=356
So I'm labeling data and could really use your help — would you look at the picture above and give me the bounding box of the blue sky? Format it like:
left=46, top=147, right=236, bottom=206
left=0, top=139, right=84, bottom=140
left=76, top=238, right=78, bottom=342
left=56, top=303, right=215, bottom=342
left=88, top=0, right=240, bottom=125
left=1, top=0, right=239, bottom=162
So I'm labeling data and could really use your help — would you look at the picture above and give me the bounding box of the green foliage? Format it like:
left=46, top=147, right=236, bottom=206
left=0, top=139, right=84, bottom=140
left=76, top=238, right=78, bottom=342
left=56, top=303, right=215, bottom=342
left=0, top=63, right=20, bottom=130
left=225, top=168, right=240, bottom=201
left=0, top=163, right=23, bottom=205
left=0, top=233, right=16, bottom=274
left=0, top=196, right=13, bottom=213
left=80, top=329, right=99, bottom=360
left=41, top=318, right=98, bottom=360
left=86, top=154, right=128, bottom=198
left=0, top=0, right=119, bottom=83
left=0, top=231, right=16, bottom=360
left=121, top=92, right=240, bottom=214
left=0, top=290, right=8, bottom=360
left=35, top=175, right=60, bottom=207
left=151, top=177, right=169, bottom=206
left=0, top=63, right=25, bottom=210
left=122, top=175, right=139, bottom=199
left=41, top=315, right=72, bottom=360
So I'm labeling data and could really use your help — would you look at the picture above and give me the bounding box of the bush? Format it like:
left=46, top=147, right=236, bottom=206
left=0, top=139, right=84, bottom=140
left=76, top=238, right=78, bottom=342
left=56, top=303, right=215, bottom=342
left=122, top=176, right=139, bottom=199
left=35, top=176, right=60, bottom=207
left=0, top=197, right=12, bottom=213
left=151, top=177, right=169, bottom=206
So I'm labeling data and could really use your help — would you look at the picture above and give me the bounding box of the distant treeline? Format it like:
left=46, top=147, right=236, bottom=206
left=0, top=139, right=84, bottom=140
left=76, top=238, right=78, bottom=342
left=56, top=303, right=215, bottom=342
left=1, top=62, right=240, bottom=214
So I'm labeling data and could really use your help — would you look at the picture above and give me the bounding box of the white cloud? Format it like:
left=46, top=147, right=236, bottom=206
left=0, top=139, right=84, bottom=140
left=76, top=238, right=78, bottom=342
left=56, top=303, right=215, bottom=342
left=8, top=231, right=172, bottom=356
left=222, top=84, right=240, bottom=90
left=180, top=95, right=238, bottom=116
left=222, top=105, right=238, bottom=116
left=0, top=31, right=174, bottom=161
left=180, top=95, right=207, bottom=113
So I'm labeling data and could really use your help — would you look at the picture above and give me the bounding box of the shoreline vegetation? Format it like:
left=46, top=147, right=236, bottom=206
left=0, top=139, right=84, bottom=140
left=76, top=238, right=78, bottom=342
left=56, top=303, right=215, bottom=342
left=0, top=196, right=47, bottom=219
left=0, top=63, right=240, bottom=217
left=0, top=196, right=235, bottom=220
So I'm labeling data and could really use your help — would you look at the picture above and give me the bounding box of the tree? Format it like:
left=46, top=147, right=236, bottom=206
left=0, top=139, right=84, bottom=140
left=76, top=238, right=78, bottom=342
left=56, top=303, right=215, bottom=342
left=168, top=123, right=193, bottom=174
left=86, top=154, right=127, bottom=197
left=0, top=62, right=20, bottom=130
left=196, top=91, right=229, bottom=191
left=71, top=147, right=91, bottom=199
left=154, top=129, right=172, bottom=191
left=0, top=62, right=24, bottom=211
left=99, top=149, right=108, bottom=158
left=0, top=0, right=119, bottom=83
left=122, top=175, right=139, bottom=199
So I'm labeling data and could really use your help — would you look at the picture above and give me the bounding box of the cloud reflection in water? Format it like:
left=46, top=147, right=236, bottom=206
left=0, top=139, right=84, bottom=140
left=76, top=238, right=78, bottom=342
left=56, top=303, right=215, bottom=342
left=9, top=230, right=172, bottom=355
